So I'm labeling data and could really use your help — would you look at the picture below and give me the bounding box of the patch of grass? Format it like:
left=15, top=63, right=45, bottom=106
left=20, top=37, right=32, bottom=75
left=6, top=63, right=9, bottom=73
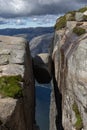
left=83, top=15, right=87, bottom=21
left=72, top=102, right=83, bottom=130
left=0, top=75, right=23, bottom=98
left=54, top=15, right=66, bottom=30
left=66, top=11, right=76, bottom=21
left=73, top=27, right=86, bottom=36
left=78, top=7, right=87, bottom=13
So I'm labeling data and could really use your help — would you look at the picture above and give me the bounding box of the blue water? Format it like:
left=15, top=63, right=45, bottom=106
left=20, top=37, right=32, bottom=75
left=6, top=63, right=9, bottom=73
left=36, top=85, right=51, bottom=130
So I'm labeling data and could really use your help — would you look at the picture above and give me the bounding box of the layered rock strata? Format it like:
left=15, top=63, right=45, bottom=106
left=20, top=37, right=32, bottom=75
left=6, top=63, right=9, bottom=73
left=0, top=36, right=35, bottom=130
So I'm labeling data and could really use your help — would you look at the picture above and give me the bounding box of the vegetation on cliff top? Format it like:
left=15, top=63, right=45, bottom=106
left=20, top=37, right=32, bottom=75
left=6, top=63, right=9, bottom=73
left=54, top=16, right=66, bottom=30
left=54, top=6, right=87, bottom=30
left=78, top=7, right=87, bottom=13
left=73, top=27, right=86, bottom=36
left=0, top=75, right=23, bottom=98
left=72, top=102, right=83, bottom=130
left=66, top=11, right=76, bottom=21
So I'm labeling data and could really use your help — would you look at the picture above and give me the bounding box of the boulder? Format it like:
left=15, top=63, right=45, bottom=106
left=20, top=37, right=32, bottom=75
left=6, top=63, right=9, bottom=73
left=83, top=11, right=87, bottom=15
left=75, top=12, right=84, bottom=21
left=66, top=21, right=77, bottom=31
left=33, top=53, right=52, bottom=84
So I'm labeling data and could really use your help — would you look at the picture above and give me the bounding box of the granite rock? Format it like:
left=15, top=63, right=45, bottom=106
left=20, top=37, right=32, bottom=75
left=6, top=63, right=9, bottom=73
left=0, top=36, right=35, bottom=130
left=50, top=9, right=87, bottom=130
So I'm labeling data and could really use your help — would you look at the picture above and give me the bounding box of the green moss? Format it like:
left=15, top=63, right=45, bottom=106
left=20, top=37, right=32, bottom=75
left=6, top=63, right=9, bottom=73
left=72, top=102, right=83, bottom=130
left=54, top=15, right=66, bottom=30
left=0, top=75, right=23, bottom=98
left=83, top=15, right=87, bottom=21
left=66, top=11, right=76, bottom=21
left=73, top=27, right=86, bottom=36
left=78, top=7, right=87, bottom=13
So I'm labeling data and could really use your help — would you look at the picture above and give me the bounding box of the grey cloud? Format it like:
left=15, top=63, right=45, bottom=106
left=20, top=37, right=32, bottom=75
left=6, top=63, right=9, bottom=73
left=0, top=21, right=7, bottom=24
left=0, top=0, right=87, bottom=18
left=0, top=18, right=8, bottom=24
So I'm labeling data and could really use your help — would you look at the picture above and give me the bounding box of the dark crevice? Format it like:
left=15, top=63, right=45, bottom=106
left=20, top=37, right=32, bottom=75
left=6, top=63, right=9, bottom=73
left=52, top=61, right=64, bottom=130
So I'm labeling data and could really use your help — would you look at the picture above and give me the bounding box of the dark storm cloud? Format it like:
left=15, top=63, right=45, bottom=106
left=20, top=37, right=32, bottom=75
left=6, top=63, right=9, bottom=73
left=0, top=0, right=87, bottom=18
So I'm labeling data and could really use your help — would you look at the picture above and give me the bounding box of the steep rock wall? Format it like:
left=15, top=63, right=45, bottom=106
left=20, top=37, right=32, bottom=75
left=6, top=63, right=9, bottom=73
left=0, top=36, right=35, bottom=130
left=50, top=8, right=87, bottom=130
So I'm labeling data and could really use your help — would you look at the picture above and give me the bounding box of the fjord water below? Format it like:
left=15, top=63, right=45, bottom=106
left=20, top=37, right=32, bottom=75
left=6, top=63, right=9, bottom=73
left=36, top=84, right=51, bottom=130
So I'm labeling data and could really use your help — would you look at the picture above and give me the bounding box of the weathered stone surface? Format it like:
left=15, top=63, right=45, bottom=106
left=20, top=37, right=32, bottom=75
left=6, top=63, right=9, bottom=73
left=0, top=36, right=26, bottom=76
left=0, top=55, right=9, bottom=65
left=49, top=87, right=57, bottom=130
left=33, top=53, right=52, bottom=84
left=0, top=64, right=24, bottom=76
left=9, top=50, right=25, bottom=64
left=0, top=97, right=17, bottom=123
left=50, top=12, right=87, bottom=130
left=0, top=36, right=35, bottom=130
left=83, top=11, right=87, bottom=15
left=75, top=12, right=84, bottom=21
left=66, top=21, right=77, bottom=31
left=0, top=98, right=26, bottom=130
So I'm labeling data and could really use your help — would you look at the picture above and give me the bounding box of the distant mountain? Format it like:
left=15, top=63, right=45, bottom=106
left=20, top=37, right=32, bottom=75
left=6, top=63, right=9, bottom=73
left=0, top=27, right=54, bottom=41
left=30, top=33, right=53, bottom=56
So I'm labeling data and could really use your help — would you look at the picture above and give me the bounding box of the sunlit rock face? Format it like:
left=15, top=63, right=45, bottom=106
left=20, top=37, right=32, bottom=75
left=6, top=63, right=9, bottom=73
left=0, top=36, right=35, bottom=130
left=50, top=7, right=87, bottom=130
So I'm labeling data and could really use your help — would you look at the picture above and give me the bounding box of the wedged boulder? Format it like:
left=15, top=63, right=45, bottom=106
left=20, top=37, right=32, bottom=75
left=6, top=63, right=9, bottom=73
left=32, top=53, right=52, bottom=84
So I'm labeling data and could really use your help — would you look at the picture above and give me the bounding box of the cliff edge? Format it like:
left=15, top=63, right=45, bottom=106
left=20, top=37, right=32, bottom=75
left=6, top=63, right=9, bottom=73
left=0, top=36, right=35, bottom=130
left=50, top=7, right=87, bottom=130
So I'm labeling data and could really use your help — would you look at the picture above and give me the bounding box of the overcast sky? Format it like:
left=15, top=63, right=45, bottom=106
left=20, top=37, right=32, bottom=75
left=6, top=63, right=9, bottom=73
left=0, top=0, right=87, bottom=28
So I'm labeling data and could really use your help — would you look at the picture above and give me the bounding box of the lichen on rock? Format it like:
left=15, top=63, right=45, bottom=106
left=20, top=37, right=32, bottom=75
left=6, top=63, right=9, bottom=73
left=73, top=27, right=86, bottom=36
left=72, top=102, right=83, bottom=130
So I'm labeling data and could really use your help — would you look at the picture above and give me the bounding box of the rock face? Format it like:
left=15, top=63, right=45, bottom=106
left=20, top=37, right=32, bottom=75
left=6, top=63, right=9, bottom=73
left=30, top=33, right=53, bottom=57
left=50, top=7, right=87, bottom=130
left=0, top=36, right=35, bottom=130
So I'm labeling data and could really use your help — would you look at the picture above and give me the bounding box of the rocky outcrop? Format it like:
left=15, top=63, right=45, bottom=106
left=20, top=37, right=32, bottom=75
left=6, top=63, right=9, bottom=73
left=0, top=36, right=35, bottom=130
left=50, top=7, right=87, bottom=130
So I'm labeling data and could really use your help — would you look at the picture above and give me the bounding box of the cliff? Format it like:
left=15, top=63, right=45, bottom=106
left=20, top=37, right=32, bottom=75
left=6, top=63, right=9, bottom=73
left=0, top=6, right=87, bottom=130
left=50, top=7, right=87, bottom=130
left=0, top=36, right=36, bottom=130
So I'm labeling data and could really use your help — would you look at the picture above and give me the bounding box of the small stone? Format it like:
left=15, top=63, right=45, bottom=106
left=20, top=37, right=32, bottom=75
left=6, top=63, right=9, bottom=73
left=75, top=12, right=84, bottom=21
left=83, top=11, right=87, bottom=15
